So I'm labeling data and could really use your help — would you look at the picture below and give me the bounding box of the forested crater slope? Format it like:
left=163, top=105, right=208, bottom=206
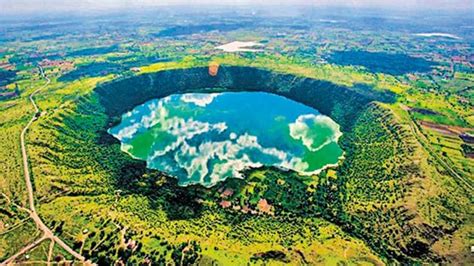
left=95, top=66, right=395, bottom=130
left=24, top=66, right=470, bottom=264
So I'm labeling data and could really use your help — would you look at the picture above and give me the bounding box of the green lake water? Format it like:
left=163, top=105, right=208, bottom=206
left=109, top=92, right=343, bottom=187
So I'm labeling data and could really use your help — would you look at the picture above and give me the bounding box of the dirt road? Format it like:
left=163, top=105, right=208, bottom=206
left=2, top=67, right=87, bottom=265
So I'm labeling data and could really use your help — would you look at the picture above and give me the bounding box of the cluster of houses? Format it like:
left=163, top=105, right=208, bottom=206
left=218, top=188, right=274, bottom=216
left=39, top=59, right=74, bottom=72
left=451, top=55, right=474, bottom=68
left=0, top=61, right=14, bottom=71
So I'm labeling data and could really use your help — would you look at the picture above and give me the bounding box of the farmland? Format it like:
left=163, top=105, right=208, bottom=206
left=0, top=5, right=473, bottom=265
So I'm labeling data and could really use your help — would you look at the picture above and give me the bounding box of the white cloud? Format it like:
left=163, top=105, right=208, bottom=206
left=289, top=114, right=342, bottom=152
left=109, top=97, right=171, bottom=140
left=168, top=132, right=313, bottom=186
left=181, top=93, right=220, bottom=107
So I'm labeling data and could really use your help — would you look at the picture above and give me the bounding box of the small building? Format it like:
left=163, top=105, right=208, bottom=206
left=257, top=198, right=273, bottom=215
left=219, top=200, right=231, bottom=208
left=220, top=188, right=234, bottom=198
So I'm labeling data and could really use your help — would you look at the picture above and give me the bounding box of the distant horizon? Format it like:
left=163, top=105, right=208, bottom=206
left=1, top=0, right=473, bottom=16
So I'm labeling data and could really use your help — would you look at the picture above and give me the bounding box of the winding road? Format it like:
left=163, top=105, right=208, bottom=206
left=1, top=67, right=88, bottom=265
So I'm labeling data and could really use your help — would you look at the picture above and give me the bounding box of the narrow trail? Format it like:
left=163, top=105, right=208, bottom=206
left=1, top=67, right=88, bottom=265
